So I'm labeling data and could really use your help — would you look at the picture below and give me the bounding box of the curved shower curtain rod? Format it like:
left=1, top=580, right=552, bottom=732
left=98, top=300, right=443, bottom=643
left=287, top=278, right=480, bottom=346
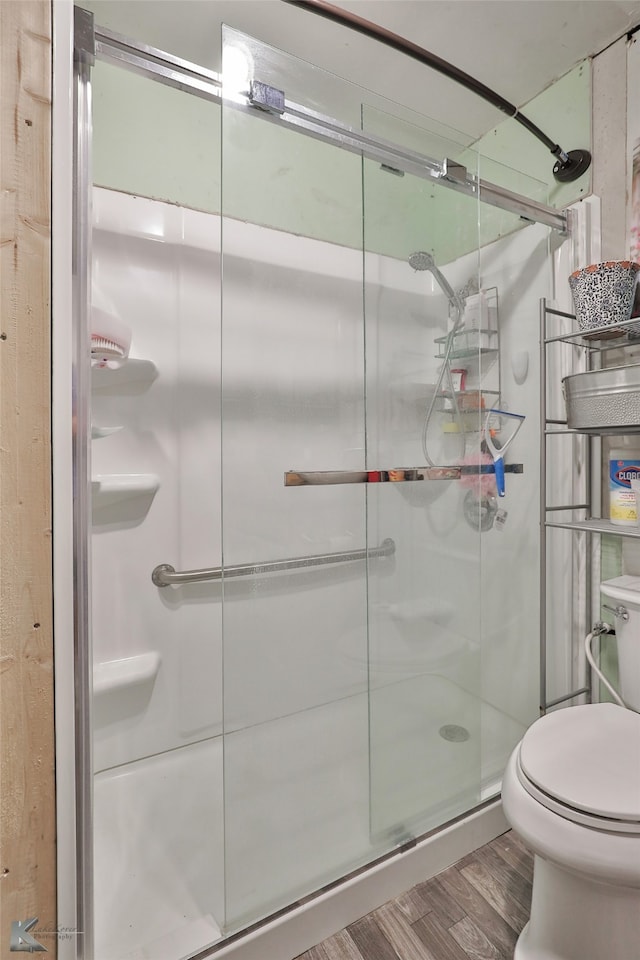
left=282, top=0, right=591, bottom=183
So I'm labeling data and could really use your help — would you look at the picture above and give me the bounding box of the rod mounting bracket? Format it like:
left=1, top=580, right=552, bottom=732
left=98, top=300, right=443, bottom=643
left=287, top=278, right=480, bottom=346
left=441, top=157, right=467, bottom=184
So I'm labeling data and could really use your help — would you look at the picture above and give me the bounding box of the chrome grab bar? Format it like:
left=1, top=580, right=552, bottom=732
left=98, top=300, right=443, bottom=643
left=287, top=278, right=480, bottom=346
left=152, top=537, right=395, bottom=588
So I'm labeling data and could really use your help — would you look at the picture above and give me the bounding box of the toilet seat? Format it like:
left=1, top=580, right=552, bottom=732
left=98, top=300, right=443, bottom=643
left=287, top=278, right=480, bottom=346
left=516, top=702, right=640, bottom=835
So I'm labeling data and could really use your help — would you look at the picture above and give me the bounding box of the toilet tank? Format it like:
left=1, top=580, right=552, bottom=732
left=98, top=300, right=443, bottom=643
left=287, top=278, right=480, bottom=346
left=600, top=576, right=640, bottom=711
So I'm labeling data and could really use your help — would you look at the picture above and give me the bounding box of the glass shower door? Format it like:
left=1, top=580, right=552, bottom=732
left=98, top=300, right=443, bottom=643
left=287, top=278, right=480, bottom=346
left=219, top=26, right=503, bottom=934
left=362, top=108, right=484, bottom=840
left=220, top=27, right=373, bottom=933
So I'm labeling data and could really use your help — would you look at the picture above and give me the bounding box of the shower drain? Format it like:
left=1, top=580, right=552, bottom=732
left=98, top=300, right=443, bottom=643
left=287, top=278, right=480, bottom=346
left=439, top=724, right=471, bottom=743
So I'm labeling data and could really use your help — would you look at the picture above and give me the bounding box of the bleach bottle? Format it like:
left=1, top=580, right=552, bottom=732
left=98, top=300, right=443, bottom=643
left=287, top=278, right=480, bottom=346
left=610, top=449, right=640, bottom=525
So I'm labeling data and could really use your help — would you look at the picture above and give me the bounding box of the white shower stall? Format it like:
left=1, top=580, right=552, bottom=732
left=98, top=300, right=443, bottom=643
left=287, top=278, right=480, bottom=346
left=59, top=9, right=578, bottom=959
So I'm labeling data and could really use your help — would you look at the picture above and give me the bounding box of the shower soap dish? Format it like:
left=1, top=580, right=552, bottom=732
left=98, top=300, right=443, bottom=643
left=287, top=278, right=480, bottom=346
left=91, top=358, right=158, bottom=390
left=93, top=651, right=161, bottom=695
left=563, top=363, right=640, bottom=433
left=91, top=424, right=123, bottom=439
left=91, top=473, right=160, bottom=509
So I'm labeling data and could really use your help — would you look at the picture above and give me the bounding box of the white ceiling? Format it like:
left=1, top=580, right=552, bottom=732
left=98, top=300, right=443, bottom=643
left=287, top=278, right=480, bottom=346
left=85, top=0, right=640, bottom=140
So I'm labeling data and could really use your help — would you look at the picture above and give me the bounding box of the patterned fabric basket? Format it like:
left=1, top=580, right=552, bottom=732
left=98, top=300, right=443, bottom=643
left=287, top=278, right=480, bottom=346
left=568, top=261, right=640, bottom=335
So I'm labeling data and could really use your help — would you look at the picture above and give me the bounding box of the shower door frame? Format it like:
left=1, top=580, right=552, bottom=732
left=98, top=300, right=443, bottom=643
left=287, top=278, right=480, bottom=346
left=68, top=7, right=574, bottom=958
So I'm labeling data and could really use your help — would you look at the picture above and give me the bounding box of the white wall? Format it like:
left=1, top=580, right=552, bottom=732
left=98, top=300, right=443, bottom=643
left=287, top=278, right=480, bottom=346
left=90, top=189, right=373, bottom=953
left=91, top=192, right=225, bottom=958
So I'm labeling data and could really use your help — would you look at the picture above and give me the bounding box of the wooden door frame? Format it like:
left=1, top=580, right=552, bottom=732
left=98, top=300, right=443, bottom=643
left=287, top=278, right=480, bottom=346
left=0, top=1, right=57, bottom=956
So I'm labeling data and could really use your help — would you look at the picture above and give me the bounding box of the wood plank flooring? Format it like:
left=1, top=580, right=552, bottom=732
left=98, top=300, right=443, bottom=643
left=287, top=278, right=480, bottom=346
left=295, top=831, right=533, bottom=960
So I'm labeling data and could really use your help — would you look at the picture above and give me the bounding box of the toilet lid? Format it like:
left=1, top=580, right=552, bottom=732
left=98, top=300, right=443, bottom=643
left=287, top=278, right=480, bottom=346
left=519, top=703, right=640, bottom=822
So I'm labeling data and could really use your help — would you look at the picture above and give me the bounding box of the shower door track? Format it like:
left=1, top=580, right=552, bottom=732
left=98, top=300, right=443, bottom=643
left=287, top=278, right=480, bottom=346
left=76, top=8, right=569, bottom=236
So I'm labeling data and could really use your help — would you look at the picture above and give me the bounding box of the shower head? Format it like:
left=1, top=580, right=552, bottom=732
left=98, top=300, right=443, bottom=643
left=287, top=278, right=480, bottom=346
left=408, top=251, right=436, bottom=272
left=408, top=251, right=465, bottom=323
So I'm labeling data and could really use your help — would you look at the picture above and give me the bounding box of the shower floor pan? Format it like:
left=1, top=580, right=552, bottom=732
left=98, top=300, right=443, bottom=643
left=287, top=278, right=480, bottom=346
left=93, top=674, right=524, bottom=958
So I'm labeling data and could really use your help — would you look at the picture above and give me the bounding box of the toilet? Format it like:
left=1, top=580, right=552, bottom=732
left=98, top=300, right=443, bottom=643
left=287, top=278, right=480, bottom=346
left=502, top=576, right=640, bottom=960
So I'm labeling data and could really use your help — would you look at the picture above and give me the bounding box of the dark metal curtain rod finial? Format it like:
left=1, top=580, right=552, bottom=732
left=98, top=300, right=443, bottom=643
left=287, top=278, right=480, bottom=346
left=553, top=149, right=592, bottom=183
left=283, top=0, right=591, bottom=184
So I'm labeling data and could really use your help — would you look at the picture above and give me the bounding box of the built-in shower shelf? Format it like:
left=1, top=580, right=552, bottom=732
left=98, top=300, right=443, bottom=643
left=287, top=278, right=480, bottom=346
left=91, top=424, right=123, bottom=439
left=546, top=518, right=640, bottom=538
left=93, top=651, right=161, bottom=695
left=91, top=358, right=158, bottom=390
left=92, top=473, right=160, bottom=509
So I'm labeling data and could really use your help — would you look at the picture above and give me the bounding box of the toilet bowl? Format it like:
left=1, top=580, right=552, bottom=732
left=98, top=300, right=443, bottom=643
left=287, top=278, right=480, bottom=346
left=502, top=576, right=640, bottom=960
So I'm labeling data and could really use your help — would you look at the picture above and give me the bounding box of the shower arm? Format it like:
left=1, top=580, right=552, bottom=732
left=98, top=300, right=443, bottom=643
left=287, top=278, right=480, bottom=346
left=281, top=0, right=591, bottom=183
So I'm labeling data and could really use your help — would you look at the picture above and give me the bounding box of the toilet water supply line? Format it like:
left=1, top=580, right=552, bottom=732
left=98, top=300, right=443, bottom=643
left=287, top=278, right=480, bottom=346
left=585, top=622, right=626, bottom=708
